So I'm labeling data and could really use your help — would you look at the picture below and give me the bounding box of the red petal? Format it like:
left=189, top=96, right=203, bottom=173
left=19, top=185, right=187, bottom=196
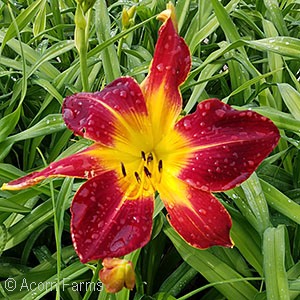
left=175, top=99, right=280, bottom=192
left=63, top=77, right=149, bottom=146
left=141, top=17, right=191, bottom=141
left=1, top=144, right=105, bottom=190
left=71, top=171, right=153, bottom=263
left=158, top=174, right=232, bottom=248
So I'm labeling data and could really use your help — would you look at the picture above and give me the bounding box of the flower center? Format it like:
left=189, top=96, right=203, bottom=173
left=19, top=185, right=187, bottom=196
left=120, top=151, right=163, bottom=200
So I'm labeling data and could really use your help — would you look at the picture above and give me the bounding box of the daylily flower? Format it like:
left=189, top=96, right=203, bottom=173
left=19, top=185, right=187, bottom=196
left=99, top=257, right=135, bottom=293
left=1, top=3, right=280, bottom=263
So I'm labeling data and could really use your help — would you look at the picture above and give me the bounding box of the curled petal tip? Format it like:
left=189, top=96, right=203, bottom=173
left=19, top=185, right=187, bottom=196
left=157, top=2, right=178, bottom=31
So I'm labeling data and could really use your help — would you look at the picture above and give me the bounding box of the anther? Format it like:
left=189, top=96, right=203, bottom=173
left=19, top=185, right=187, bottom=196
left=134, top=172, right=141, bottom=183
left=158, top=160, right=163, bottom=172
left=147, top=153, right=153, bottom=164
left=141, top=151, right=146, bottom=161
left=144, top=166, right=152, bottom=178
left=121, top=162, right=127, bottom=177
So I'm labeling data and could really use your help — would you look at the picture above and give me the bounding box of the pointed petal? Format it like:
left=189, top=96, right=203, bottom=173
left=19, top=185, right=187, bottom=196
left=1, top=144, right=106, bottom=190
left=174, top=99, right=280, bottom=192
left=63, top=77, right=150, bottom=147
left=71, top=171, right=154, bottom=263
left=158, top=174, right=232, bottom=249
left=140, top=16, right=191, bottom=142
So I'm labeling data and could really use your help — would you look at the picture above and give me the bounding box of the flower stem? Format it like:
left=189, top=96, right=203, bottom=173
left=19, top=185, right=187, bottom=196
left=75, top=3, right=89, bottom=91
left=79, top=34, right=89, bottom=92
left=37, top=148, right=61, bottom=299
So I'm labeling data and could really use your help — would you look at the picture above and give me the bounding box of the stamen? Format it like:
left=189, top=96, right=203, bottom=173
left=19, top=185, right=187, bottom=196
left=147, top=153, right=153, bottom=164
left=141, top=151, right=146, bottom=161
left=121, top=162, right=127, bottom=177
left=158, top=160, right=163, bottom=172
left=134, top=172, right=141, bottom=183
left=144, top=166, right=152, bottom=178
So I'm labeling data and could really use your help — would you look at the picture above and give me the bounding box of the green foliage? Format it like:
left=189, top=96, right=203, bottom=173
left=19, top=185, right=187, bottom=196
left=0, top=0, right=299, bottom=299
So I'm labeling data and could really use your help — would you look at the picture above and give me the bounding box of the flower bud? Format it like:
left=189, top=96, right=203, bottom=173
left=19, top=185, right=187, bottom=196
left=99, top=258, right=135, bottom=293
left=122, top=6, right=136, bottom=29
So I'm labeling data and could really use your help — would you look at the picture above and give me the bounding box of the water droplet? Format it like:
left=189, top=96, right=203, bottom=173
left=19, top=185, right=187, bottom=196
left=156, top=63, right=164, bottom=72
left=205, top=102, right=211, bottom=110
left=183, top=119, right=192, bottom=129
left=248, top=160, right=254, bottom=166
left=200, top=122, right=205, bottom=126
left=120, top=90, right=127, bottom=98
left=198, top=208, right=207, bottom=215
left=200, top=185, right=209, bottom=192
left=178, top=216, right=184, bottom=222
left=91, top=233, right=99, bottom=239
left=215, top=109, right=225, bottom=117
left=87, top=119, right=95, bottom=126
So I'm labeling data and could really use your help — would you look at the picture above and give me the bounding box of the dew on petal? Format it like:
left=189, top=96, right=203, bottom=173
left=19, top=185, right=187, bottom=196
left=199, top=208, right=207, bottom=216
left=91, top=233, right=99, bottom=239
left=205, top=102, right=211, bottom=110
left=156, top=63, right=164, bottom=72
left=215, top=109, right=226, bottom=118
left=64, top=108, right=75, bottom=120
left=183, top=119, right=192, bottom=130
left=200, top=185, right=209, bottom=192
left=248, top=160, right=255, bottom=166
left=120, top=90, right=127, bottom=98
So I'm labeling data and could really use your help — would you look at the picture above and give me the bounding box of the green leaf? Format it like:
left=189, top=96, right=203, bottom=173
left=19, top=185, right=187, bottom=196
left=4, top=200, right=54, bottom=250
left=154, top=293, right=177, bottom=300
left=1, top=0, right=44, bottom=50
left=33, top=0, right=47, bottom=37
left=244, top=37, right=300, bottom=59
left=0, top=106, right=21, bottom=143
left=175, top=0, right=191, bottom=34
left=0, top=225, right=7, bottom=256
left=164, top=224, right=258, bottom=300
left=189, top=0, right=239, bottom=52
left=252, top=107, right=300, bottom=134
left=5, top=114, right=65, bottom=143
left=263, top=225, right=290, bottom=300
left=240, top=173, right=271, bottom=235
left=264, top=0, right=289, bottom=36
left=95, top=0, right=121, bottom=83
left=260, top=179, right=300, bottom=224
left=211, top=0, right=241, bottom=43
left=0, top=198, right=31, bottom=213
left=277, top=83, right=300, bottom=120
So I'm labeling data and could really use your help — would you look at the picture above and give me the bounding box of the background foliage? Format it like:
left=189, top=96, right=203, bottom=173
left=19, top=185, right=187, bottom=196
left=0, top=0, right=300, bottom=299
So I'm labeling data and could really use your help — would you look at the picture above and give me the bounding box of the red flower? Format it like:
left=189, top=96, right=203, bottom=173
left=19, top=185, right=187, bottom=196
left=1, top=4, right=280, bottom=263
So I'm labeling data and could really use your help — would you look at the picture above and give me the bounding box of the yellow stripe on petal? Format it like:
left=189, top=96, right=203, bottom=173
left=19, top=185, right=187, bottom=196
left=141, top=14, right=191, bottom=143
left=157, top=173, right=233, bottom=249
